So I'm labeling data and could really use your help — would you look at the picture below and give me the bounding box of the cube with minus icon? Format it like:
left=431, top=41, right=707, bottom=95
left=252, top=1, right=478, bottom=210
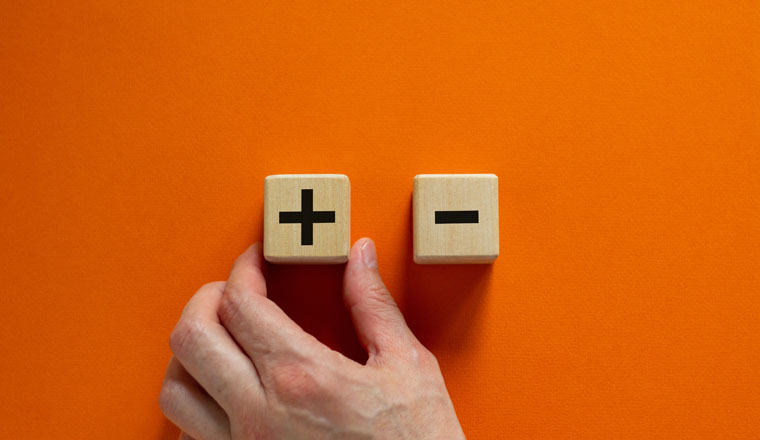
left=413, top=174, right=499, bottom=264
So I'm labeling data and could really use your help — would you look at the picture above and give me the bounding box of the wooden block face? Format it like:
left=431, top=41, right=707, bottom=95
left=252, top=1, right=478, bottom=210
left=413, top=174, right=499, bottom=264
left=264, top=174, right=350, bottom=264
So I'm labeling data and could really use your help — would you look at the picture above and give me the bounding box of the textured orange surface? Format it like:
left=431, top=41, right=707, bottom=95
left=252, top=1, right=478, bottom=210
left=1, top=1, right=759, bottom=438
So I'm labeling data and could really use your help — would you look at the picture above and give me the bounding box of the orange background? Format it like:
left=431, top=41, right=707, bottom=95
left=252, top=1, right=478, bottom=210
left=1, top=1, right=759, bottom=438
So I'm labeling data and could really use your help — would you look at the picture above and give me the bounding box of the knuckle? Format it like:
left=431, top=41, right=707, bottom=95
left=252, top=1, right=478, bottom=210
left=169, top=318, right=204, bottom=357
left=421, top=347, right=441, bottom=372
left=422, top=347, right=439, bottom=367
left=405, top=343, right=438, bottom=370
left=158, top=380, right=183, bottom=418
left=179, top=282, right=225, bottom=315
left=217, top=295, right=237, bottom=325
left=218, top=285, right=248, bottom=325
left=269, top=362, right=321, bottom=403
left=200, top=280, right=226, bottom=292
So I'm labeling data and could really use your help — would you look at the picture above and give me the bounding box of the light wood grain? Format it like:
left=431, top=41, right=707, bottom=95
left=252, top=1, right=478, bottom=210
left=264, top=174, right=350, bottom=263
left=413, top=174, right=499, bottom=264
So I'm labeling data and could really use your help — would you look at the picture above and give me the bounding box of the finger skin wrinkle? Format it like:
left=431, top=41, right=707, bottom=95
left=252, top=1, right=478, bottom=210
left=158, top=377, right=186, bottom=419
left=360, top=280, right=399, bottom=309
left=347, top=302, right=407, bottom=358
left=345, top=289, right=400, bottom=325
left=217, top=286, right=251, bottom=330
left=169, top=318, right=207, bottom=359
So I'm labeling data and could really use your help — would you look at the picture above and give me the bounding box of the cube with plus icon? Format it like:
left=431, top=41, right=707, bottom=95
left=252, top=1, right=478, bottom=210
left=264, top=174, right=350, bottom=264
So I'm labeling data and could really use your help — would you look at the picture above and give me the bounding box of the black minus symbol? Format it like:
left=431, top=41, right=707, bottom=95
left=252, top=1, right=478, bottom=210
left=435, top=210, right=479, bottom=224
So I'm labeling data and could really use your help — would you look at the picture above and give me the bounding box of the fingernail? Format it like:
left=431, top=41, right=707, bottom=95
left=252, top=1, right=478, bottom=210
left=360, top=239, right=378, bottom=268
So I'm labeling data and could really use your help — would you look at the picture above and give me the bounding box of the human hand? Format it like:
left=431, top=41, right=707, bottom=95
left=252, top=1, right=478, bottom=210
left=159, top=238, right=465, bottom=439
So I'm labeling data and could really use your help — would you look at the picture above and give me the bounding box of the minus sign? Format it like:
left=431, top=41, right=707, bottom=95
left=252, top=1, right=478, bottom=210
left=435, top=210, right=479, bottom=224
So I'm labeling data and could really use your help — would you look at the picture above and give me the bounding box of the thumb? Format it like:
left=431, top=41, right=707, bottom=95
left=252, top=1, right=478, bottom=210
left=343, top=238, right=415, bottom=359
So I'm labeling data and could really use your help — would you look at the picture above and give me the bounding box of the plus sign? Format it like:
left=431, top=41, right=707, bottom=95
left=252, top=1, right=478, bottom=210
left=278, top=189, right=336, bottom=246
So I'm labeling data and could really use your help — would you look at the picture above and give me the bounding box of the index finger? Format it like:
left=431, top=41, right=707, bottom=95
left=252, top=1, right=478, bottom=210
left=225, top=242, right=268, bottom=298
left=219, top=243, right=328, bottom=369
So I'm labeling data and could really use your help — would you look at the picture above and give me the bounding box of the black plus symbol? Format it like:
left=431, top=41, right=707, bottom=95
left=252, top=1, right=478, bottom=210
left=278, top=189, right=336, bottom=246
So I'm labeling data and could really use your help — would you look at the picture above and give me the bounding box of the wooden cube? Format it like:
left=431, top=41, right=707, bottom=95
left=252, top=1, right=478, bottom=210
left=413, top=174, right=499, bottom=264
left=264, top=174, right=350, bottom=264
